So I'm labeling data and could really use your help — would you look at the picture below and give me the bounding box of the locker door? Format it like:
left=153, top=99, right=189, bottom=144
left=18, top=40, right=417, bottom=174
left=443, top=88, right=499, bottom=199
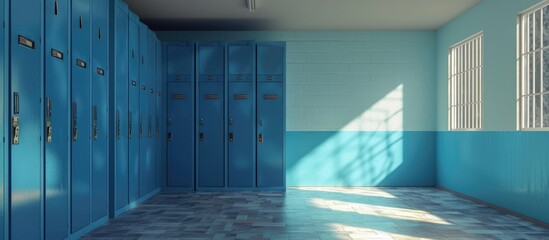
left=0, top=0, right=5, bottom=237
left=167, top=43, right=193, bottom=82
left=155, top=40, right=163, bottom=188
left=71, top=0, right=91, bottom=232
left=9, top=0, right=43, bottom=239
left=138, top=23, right=149, bottom=197
left=147, top=31, right=156, bottom=193
left=257, top=83, right=284, bottom=187
left=228, top=82, right=255, bottom=187
left=197, top=82, right=224, bottom=187
left=44, top=0, right=69, bottom=238
left=127, top=14, right=140, bottom=202
left=91, top=0, right=108, bottom=221
left=257, top=44, right=284, bottom=82
left=114, top=0, right=129, bottom=211
left=167, top=82, right=193, bottom=187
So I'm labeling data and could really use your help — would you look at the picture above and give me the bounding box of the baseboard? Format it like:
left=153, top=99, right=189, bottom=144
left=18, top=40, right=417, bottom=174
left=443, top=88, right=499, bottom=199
left=195, top=186, right=286, bottom=191
left=114, top=188, right=161, bottom=217
left=437, top=186, right=549, bottom=229
left=67, top=215, right=109, bottom=240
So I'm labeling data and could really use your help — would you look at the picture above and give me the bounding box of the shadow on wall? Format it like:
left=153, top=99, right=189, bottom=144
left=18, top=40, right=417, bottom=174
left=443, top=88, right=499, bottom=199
left=287, top=84, right=436, bottom=186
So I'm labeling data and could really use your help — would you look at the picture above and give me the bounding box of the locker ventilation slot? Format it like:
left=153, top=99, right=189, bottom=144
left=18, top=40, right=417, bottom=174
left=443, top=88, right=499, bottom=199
left=51, top=48, right=64, bottom=60
left=172, top=94, right=186, bottom=100
left=204, top=94, right=219, bottom=100
left=234, top=94, right=249, bottom=100
left=76, top=59, right=87, bottom=68
left=18, top=35, right=35, bottom=49
left=263, top=94, right=278, bottom=100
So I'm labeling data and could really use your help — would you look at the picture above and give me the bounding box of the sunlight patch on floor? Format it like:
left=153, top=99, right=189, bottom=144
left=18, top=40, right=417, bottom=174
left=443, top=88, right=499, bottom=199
left=293, top=186, right=397, bottom=199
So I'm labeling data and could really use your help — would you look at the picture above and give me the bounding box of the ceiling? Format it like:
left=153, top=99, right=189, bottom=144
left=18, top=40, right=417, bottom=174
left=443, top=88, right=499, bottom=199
left=124, top=0, right=481, bottom=31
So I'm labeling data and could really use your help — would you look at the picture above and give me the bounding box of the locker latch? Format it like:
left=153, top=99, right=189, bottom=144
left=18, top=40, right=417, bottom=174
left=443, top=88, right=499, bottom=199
left=116, top=110, right=121, bottom=140
left=12, top=116, right=19, bottom=145
left=258, top=133, right=264, bottom=143
left=168, top=132, right=172, bottom=141
left=229, top=132, right=234, bottom=142
left=128, top=112, right=133, bottom=139
left=46, top=98, right=52, bottom=143
left=93, top=106, right=98, bottom=140
left=72, top=102, right=78, bottom=141
left=229, top=118, right=233, bottom=125
left=139, top=115, right=143, bottom=138
left=148, top=115, right=152, bottom=138
left=199, top=132, right=204, bottom=142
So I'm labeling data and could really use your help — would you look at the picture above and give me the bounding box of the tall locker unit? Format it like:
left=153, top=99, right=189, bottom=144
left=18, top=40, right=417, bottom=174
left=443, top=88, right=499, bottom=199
left=0, top=0, right=5, bottom=237
left=138, top=22, right=149, bottom=197
left=146, top=30, right=156, bottom=194
left=196, top=42, right=225, bottom=188
left=91, top=0, right=109, bottom=221
left=9, top=0, right=43, bottom=238
left=127, top=12, right=140, bottom=202
left=256, top=42, right=285, bottom=188
left=155, top=39, right=163, bottom=188
left=44, top=0, right=69, bottom=238
left=71, top=0, right=92, bottom=232
left=113, top=0, right=129, bottom=212
left=166, top=42, right=194, bottom=189
left=227, top=41, right=256, bottom=187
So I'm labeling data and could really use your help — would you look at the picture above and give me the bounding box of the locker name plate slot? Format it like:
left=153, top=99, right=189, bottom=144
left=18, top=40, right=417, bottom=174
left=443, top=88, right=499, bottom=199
left=18, top=35, right=35, bottom=49
left=204, top=94, right=219, bottom=100
left=51, top=49, right=64, bottom=60
left=263, top=94, right=279, bottom=100
left=172, top=94, right=186, bottom=100
left=76, top=59, right=87, bottom=68
left=234, top=94, right=249, bottom=100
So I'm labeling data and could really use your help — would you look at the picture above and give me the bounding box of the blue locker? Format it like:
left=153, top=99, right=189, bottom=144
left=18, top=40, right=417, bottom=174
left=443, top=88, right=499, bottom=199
left=114, top=0, right=129, bottom=211
left=9, top=0, right=43, bottom=238
left=91, top=0, right=108, bottom=221
left=166, top=42, right=194, bottom=188
left=71, top=0, right=92, bottom=232
left=156, top=39, right=163, bottom=188
left=147, top=30, right=156, bottom=193
left=138, top=22, right=149, bottom=197
left=44, top=0, right=69, bottom=238
left=127, top=12, right=140, bottom=202
left=256, top=42, right=285, bottom=188
left=197, top=42, right=225, bottom=188
left=0, top=0, right=5, bottom=237
left=227, top=42, right=255, bottom=187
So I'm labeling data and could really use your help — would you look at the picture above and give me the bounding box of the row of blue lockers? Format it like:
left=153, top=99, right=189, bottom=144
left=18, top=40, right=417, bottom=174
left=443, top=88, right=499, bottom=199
left=1, top=0, right=164, bottom=239
left=164, top=41, right=286, bottom=190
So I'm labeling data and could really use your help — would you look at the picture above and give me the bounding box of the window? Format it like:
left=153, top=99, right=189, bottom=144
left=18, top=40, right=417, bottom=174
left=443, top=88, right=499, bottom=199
left=448, top=33, right=483, bottom=130
left=518, top=1, right=549, bottom=130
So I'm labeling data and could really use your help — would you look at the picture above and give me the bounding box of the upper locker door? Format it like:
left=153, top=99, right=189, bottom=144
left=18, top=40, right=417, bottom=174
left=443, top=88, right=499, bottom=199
left=44, top=0, right=69, bottom=239
left=127, top=13, right=140, bottom=202
left=114, top=0, right=129, bottom=212
left=91, top=0, right=108, bottom=221
left=227, top=42, right=255, bottom=187
left=147, top=30, right=156, bottom=193
left=256, top=42, right=285, bottom=188
left=9, top=0, right=43, bottom=239
left=71, top=0, right=92, bottom=232
left=197, top=42, right=225, bottom=188
left=138, top=22, right=149, bottom=197
left=166, top=42, right=194, bottom=188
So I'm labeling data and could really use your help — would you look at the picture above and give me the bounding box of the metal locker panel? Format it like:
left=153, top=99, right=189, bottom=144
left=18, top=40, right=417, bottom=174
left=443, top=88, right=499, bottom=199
left=228, top=82, right=255, bottom=187
left=71, top=0, right=92, bottom=232
left=138, top=22, right=149, bottom=197
left=44, top=0, right=69, bottom=238
left=114, top=0, right=129, bottom=211
left=0, top=0, right=5, bottom=237
left=257, top=83, right=285, bottom=187
left=127, top=14, right=140, bottom=202
left=147, top=30, right=156, bottom=194
left=167, top=42, right=193, bottom=82
left=91, top=0, right=109, bottom=221
left=10, top=0, right=43, bottom=238
left=167, top=82, right=194, bottom=187
left=197, top=82, right=224, bottom=187
left=257, top=42, right=285, bottom=82
left=156, top=39, right=163, bottom=188
left=197, top=42, right=224, bottom=82
left=228, top=43, right=254, bottom=81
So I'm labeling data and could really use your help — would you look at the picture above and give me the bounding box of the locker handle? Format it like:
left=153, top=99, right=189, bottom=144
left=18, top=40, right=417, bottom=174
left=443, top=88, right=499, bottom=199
left=93, top=106, right=98, bottom=140
left=72, top=102, right=78, bottom=141
left=12, top=116, right=19, bottom=145
left=46, top=124, right=52, bottom=143
left=168, top=132, right=172, bottom=141
left=128, top=112, right=133, bottom=139
left=46, top=98, right=53, bottom=143
left=199, top=132, right=204, bottom=142
left=79, top=16, right=83, bottom=29
left=148, top=115, right=152, bottom=138
left=229, top=132, right=234, bottom=142
left=139, top=115, right=143, bottom=138
left=54, top=0, right=59, bottom=15
left=259, top=133, right=263, bottom=143
left=13, top=92, right=19, bottom=114
left=116, top=110, right=121, bottom=140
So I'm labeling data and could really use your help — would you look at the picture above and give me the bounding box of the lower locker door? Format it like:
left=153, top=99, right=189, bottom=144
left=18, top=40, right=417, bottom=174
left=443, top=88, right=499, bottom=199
left=198, top=82, right=224, bottom=187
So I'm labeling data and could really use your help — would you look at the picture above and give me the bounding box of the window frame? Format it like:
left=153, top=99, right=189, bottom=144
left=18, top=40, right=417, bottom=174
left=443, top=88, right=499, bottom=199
left=517, top=0, right=549, bottom=131
left=448, top=32, right=484, bottom=131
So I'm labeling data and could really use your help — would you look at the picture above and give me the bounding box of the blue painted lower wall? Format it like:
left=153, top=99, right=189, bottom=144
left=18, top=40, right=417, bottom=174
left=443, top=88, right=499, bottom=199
left=287, top=131, right=436, bottom=186
left=437, top=131, right=549, bottom=224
